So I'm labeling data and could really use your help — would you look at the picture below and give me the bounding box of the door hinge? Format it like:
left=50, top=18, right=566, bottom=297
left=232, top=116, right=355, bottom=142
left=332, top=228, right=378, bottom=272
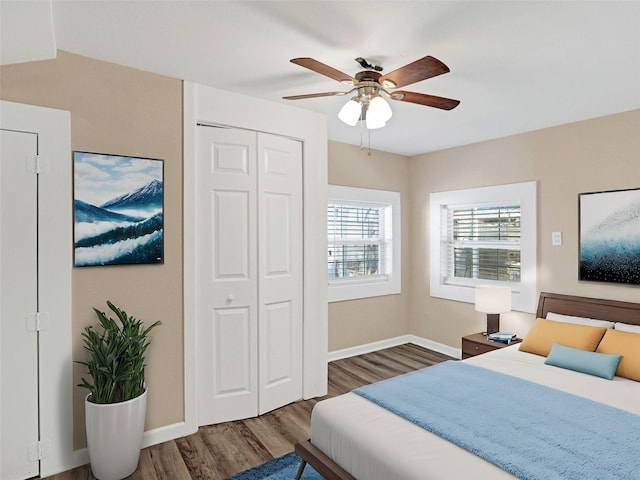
left=26, top=312, right=50, bottom=332
left=26, top=154, right=49, bottom=174
left=28, top=439, right=51, bottom=461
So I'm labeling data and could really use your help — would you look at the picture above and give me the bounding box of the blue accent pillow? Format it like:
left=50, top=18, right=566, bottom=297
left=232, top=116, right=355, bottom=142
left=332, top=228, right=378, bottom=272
left=544, top=343, right=622, bottom=380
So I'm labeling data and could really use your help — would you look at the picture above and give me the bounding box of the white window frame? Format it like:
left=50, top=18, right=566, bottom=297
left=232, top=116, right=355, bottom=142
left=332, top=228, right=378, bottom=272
left=328, top=185, right=401, bottom=302
left=429, top=181, right=537, bottom=313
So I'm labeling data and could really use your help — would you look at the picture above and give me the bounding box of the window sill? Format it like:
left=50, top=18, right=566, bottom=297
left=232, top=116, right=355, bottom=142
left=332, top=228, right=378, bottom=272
left=328, top=278, right=401, bottom=303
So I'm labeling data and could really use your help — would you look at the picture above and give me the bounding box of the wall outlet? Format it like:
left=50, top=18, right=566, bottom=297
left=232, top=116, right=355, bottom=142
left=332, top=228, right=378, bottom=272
left=552, top=231, right=563, bottom=246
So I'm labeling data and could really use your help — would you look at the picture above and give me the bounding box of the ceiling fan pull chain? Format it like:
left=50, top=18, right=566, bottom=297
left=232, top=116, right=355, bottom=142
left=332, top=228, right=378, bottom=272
left=357, top=116, right=372, bottom=156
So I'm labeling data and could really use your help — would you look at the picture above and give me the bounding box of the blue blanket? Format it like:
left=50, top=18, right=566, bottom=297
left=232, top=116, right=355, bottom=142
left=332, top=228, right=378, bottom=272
left=354, top=361, right=640, bottom=480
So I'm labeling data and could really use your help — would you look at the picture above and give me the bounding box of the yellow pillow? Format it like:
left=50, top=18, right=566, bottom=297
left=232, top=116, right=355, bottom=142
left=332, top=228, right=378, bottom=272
left=596, top=329, right=640, bottom=382
left=519, top=318, right=607, bottom=357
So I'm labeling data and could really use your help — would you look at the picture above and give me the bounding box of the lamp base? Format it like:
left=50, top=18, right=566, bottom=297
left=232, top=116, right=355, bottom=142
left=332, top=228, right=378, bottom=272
left=486, top=314, right=500, bottom=335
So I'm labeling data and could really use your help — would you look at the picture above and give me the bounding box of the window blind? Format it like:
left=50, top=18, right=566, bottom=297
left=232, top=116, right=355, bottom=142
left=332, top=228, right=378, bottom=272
left=328, top=203, right=386, bottom=279
left=447, top=205, right=521, bottom=283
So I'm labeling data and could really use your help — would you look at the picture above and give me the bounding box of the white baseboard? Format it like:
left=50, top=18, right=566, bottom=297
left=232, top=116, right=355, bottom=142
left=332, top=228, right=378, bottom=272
left=141, top=420, right=198, bottom=449
left=328, top=334, right=461, bottom=362
left=68, top=420, right=197, bottom=473
left=405, top=334, right=461, bottom=360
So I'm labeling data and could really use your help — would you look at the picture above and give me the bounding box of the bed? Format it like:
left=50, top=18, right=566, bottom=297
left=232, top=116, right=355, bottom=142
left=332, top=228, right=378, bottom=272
left=295, top=292, right=640, bottom=480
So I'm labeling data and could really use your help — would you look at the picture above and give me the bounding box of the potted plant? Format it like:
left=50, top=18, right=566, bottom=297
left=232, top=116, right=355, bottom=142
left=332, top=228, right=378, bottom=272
left=77, top=301, right=161, bottom=480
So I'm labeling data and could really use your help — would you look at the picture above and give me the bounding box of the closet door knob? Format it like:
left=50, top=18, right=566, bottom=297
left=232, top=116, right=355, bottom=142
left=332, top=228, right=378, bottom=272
left=225, top=294, right=235, bottom=304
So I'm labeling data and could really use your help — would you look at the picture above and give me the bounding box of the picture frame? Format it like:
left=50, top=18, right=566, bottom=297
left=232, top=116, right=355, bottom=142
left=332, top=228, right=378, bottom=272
left=73, top=151, right=164, bottom=267
left=578, top=187, right=640, bottom=285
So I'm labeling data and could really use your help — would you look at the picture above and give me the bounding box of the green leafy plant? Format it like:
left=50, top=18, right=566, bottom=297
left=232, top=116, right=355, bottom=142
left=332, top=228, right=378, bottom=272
left=77, top=301, right=161, bottom=404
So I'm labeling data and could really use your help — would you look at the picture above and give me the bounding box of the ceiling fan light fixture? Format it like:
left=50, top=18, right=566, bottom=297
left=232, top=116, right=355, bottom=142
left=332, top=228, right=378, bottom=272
left=285, top=55, right=460, bottom=129
left=338, top=98, right=362, bottom=126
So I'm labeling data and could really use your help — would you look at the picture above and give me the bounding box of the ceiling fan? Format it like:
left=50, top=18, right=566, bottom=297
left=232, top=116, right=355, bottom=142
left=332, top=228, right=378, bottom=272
left=283, top=55, right=460, bottom=129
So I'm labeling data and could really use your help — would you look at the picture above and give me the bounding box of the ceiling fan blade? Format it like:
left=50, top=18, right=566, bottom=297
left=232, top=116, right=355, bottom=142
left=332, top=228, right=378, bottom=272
left=283, top=91, right=348, bottom=100
left=379, top=56, right=450, bottom=88
left=391, top=91, right=460, bottom=110
left=290, top=58, right=356, bottom=84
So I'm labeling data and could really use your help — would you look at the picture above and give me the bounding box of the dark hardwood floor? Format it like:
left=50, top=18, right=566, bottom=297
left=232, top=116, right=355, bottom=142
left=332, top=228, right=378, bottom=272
left=45, top=343, right=452, bottom=480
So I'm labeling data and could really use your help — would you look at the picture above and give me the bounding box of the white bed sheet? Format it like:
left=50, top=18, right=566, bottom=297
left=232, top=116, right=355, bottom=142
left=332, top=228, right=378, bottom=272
left=311, top=345, right=640, bottom=480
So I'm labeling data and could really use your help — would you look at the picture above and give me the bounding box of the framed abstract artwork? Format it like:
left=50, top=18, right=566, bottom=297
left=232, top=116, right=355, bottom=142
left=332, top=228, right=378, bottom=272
left=73, top=151, right=164, bottom=267
left=579, top=187, right=640, bottom=285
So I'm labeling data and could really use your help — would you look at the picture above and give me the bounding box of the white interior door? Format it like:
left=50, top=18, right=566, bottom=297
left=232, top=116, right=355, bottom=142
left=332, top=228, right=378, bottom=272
left=257, top=133, right=303, bottom=415
left=196, top=126, right=303, bottom=425
left=197, top=127, right=259, bottom=424
left=0, top=101, right=72, bottom=478
left=0, top=129, right=40, bottom=480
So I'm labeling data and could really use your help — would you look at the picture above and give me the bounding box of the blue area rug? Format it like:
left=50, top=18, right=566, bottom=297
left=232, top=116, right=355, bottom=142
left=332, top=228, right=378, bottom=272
left=228, top=451, right=322, bottom=480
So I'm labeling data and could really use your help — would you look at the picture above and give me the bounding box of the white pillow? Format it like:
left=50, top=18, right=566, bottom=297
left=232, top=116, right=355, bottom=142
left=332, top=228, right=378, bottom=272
left=614, top=322, right=640, bottom=333
left=546, top=311, right=615, bottom=329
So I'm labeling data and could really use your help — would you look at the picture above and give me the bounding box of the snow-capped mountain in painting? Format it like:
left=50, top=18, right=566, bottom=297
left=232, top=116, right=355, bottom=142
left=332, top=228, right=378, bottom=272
left=101, top=179, right=163, bottom=213
left=580, top=199, right=640, bottom=285
left=74, top=179, right=164, bottom=267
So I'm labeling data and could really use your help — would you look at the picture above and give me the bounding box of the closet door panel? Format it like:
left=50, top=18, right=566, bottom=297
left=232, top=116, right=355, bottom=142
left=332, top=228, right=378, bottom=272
left=258, top=133, right=303, bottom=415
left=197, top=127, right=258, bottom=425
left=211, top=308, right=253, bottom=402
left=264, top=192, right=292, bottom=274
left=263, top=301, right=294, bottom=384
left=213, top=190, right=250, bottom=279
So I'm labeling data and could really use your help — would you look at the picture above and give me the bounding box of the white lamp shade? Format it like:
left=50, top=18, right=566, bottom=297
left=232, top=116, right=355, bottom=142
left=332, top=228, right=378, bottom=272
left=365, top=95, right=391, bottom=129
left=338, top=99, right=362, bottom=126
left=475, top=286, right=511, bottom=314
left=368, top=95, right=393, bottom=122
left=365, top=115, right=386, bottom=130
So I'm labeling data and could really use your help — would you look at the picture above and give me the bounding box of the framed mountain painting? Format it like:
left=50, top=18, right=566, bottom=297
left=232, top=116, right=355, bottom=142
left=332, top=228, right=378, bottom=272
left=579, top=187, right=640, bottom=285
left=73, top=151, right=164, bottom=267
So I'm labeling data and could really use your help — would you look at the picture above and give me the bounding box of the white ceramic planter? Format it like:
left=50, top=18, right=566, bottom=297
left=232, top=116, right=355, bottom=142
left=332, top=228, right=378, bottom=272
left=85, top=389, right=147, bottom=480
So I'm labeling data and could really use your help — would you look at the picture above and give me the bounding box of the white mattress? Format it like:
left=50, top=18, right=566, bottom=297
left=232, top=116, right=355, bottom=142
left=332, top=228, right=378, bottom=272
left=311, top=345, right=640, bottom=480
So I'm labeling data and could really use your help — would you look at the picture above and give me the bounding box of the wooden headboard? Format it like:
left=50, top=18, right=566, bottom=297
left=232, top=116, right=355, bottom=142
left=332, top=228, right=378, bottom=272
left=536, top=292, right=640, bottom=326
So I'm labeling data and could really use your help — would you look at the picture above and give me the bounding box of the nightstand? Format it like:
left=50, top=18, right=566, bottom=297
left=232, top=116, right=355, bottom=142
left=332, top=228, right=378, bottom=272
left=461, top=332, right=522, bottom=359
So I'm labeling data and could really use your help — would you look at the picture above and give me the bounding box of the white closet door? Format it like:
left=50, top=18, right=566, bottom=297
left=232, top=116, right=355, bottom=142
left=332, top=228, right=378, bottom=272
left=197, top=127, right=259, bottom=424
left=257, top=133, right=303, bottom=414
left=0, top=129, right=39, bottom=480
left=196, top=127, right=304, bottom=425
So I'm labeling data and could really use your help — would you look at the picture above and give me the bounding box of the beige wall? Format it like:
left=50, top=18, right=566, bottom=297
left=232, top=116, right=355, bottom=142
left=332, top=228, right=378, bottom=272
left=0, top=51, right=184, bottom=449
left=328, top=141, right=411, bottom=351
left=408, top=109, right=640, bottom=349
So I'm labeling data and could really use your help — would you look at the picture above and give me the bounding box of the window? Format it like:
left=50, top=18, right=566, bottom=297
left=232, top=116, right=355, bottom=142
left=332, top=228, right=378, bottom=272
left=430, top=182, right=537, bottom=313
left=328, top=205, right=384, bottom=279
left=328, top=185, right=401, bottom=302
left=449, top=205, right=521, bottom=283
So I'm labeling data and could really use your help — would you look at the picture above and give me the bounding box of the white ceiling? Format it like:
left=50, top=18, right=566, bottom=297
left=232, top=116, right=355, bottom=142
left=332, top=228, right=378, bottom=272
left=2, top=1, right=640, bottom=156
